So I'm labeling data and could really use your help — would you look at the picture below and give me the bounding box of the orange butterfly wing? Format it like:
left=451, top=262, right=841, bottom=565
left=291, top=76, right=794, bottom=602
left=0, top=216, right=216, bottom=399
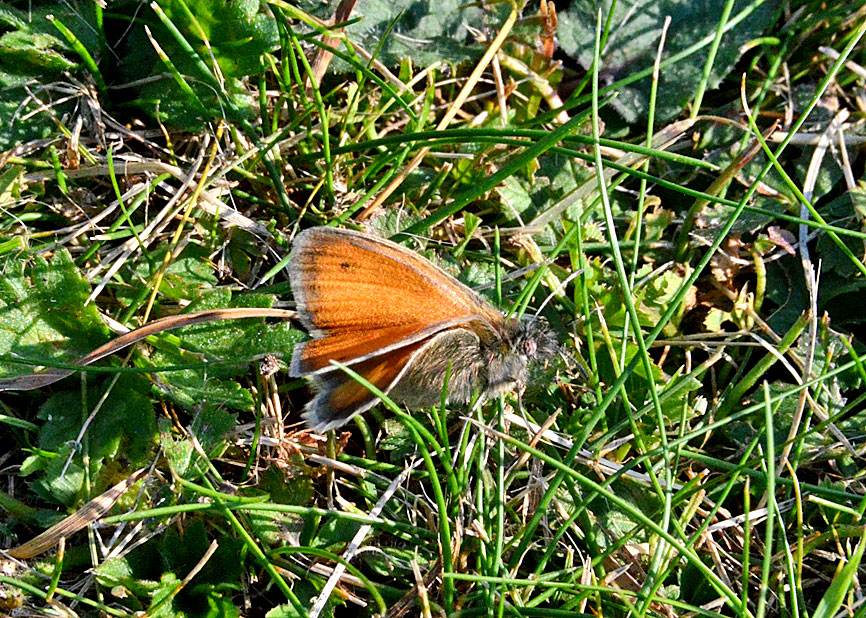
left=288, top=227, right=502, bottom=376
left=302, top=337, right=429, bottom=431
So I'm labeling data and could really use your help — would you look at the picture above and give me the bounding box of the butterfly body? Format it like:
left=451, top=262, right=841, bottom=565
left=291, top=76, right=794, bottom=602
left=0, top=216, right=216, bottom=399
left=389, top=314, right=555, bottom=406
left=288, top=227, right=558, bottom=432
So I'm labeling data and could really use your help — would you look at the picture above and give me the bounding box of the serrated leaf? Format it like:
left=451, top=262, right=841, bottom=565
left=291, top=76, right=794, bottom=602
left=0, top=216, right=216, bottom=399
left=657, top=372, right=704, bottom=425
left=149, top=348, right=254, bottom=411
left=157, top=0, right=278, bottom=76
left=0, top=164, right=25, bottom=208
left=30, top=459, right=85, bottom=507
left=37, top=374, right=157, bottom=466
left=101, top=521, right=250, bottom=618
left=792, top=140, right=858, bottom=204
left=189, top=404, right=237, bottom=457
left=295, top=0, right=493, bottom=67
left=19, top=454, right=46, bottom=477
left=0, top=249, right=110, bottom=379
left=150, top=573, right=184, bottom=618
left=731, top=381, right=833, bottom=453
left=116, top=0, right=278, bottom=130
left=162, top=430, right=196, bottom=477
left=247, top=509, right=304, bottom=546
left=558, top=0, right=781, bottom=123
left=703, top=307, right=730, bottom=333
left=641, top=206, right=676, bottom=242
left=143, top=288, right=303, bottom=413
left=497, top=175, right=533, bottom=219
left=0, top=31, right=77, bottom=72
left=26, top=374, right=156, bottom=505
left=258, top=466, right=314, bottom=505
left=313, top=516, right=362, bottom=551
left=0, top=73, right=56, bottom=148
left=173, top=288, right=304, bottom=366
left=0, top=5, right=102, bottom=148
left=378, top=418, right=417, bottom=462
left=817, top=190, right=866, bottom=279
left=117, top=244, right=216, bottom=306
left=765, top=256, right=809, bottom=333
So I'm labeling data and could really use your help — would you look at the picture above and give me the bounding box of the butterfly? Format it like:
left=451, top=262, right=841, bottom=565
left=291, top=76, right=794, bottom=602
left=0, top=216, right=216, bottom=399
left=288, top=227, right=560, bottom=432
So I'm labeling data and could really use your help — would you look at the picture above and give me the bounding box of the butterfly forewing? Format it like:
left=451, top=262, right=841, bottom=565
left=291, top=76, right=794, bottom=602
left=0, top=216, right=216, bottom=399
left=289, top=228, right=502, bottom=375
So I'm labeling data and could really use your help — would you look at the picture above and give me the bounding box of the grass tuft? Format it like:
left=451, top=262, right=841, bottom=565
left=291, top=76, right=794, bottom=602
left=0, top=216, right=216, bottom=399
left=1, top=1, right=866, bottom=617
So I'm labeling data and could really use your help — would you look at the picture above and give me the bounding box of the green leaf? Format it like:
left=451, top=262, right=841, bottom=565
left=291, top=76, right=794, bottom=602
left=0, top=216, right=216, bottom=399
left=360, top=545, right=415, bottom=577
left=817, top=189, right=866, bottom=279
left=765, top=255, right=810, bottom=333
left=156, top=0, right=279, bottom=77
left=116, top=244, right=217, bottom=307
left=258, top=466, right=314, bottom=505
left=116, top=0, right=278, bottom=130
left=161, top=522, right=246, bottom=587
left=194, top=587, right=241, bottom=618
left=37, top=374, right=157, bottom=465
left=558, top=0, right=781, bottom=123
left=378, top=418, right=417, bottom=462
left=246, top=509, right=304, bottom=546
left=640, top=206, right=676, bottom=242
left=98, top=520, right=246, bottom=617
left=496, top=175, right=533, bottom=219
left=312, top=516, right=362, bottom=551
left=0, top=30, right=77, bottom=72
left=172, top=288, right=304, bottom=365
left=144, top=288, right=304, bottom=413
left=162, top=425, right=197, bottom=478
left=725, top=379, right=839, bottom=453
left=0, top=5, right=102, bottom=148
left=637, top=264, right=692, bottom=334
left=692, top=196, right=787, bottom=241
left=24, top=373, right=157, bottom=504
left=189, top=403, right=237, bottom=457
left=150, top=573, right=184, bottom=618
left=149, top=351, right=254, bottom=411
left=0, top=249, right=110, bottom=378
left=0, top=71, right=56, bottom=149
left=266, top=604, right=305, bottom=618
left=295, top=0, right=494, bottom=67
left=492, top=152, right=587, bottom=234
left=31, top=459, right=86, bottom=507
